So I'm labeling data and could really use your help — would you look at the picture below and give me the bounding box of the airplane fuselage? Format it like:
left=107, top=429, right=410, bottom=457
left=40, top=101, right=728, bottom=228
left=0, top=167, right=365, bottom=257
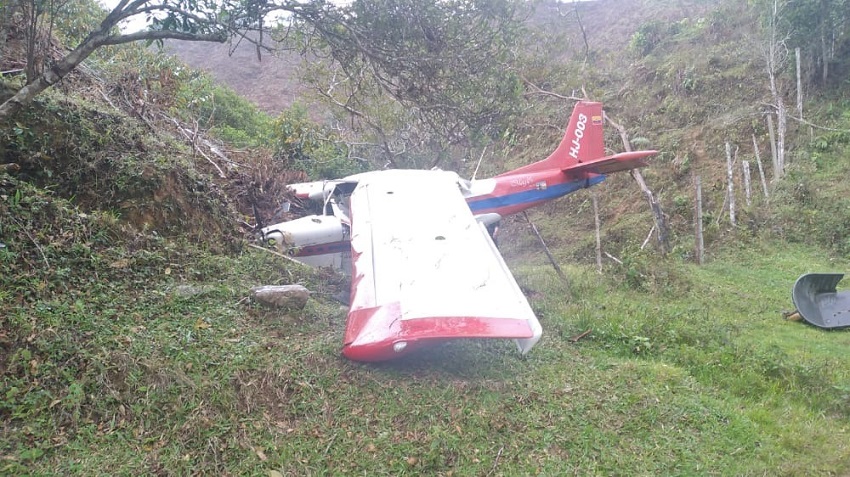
left=260, top=100, right=655, bottom=276
left=464, top=169, right=605, bottom=218
left=260, top=168, right=605, bottom=271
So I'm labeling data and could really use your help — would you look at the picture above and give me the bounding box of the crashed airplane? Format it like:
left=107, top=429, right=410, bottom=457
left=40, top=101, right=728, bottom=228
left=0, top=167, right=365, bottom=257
left=261, top=101, right=657, bottom=361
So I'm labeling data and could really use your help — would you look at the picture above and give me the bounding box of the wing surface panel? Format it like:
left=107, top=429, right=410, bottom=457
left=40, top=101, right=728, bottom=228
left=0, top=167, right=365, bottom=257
left=343, top=169, right=541, bottom=361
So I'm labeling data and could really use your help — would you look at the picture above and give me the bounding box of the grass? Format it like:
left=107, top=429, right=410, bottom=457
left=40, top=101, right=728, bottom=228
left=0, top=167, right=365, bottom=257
left=3, top=197, right=850, bottom=476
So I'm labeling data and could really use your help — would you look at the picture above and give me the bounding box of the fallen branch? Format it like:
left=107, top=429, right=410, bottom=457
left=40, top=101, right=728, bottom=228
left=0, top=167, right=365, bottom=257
left=97, top=86, right=120, bottom=112
left=640, top=224, right=656, bottom=250
left=11, top=216, right=49, bottom=269
left=605, top=112, right=669, bottom=255
left=789, top=115, right=850, bottom=133
left=486, top=446, right=505, bottom=477
left=568, top=329, right=592, bottom=343
left=604, top=252, right=623, bottom=265
left=194, top=145, right=227, bottom=179
left=523, top=211, right=568, bottom=285
left=247, top=243, right=302, bottom=268
left=160, top=113, right=227, bottom=178
left=520, top=76, right=583, bottom=101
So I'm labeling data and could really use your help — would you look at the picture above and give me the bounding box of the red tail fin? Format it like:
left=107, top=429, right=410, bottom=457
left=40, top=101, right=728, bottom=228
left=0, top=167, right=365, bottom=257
left=499, top=101, right=606, bottom=177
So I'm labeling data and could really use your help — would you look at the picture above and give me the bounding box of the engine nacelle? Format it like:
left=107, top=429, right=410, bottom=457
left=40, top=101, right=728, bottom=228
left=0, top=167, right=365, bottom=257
left=260, top=215, right=351, bottom=272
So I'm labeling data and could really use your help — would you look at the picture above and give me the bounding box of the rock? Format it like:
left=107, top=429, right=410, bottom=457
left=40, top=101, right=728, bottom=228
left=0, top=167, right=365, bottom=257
left=172, top=284, right=216, bottom=297
left=251, top=284, right=310, bottom=310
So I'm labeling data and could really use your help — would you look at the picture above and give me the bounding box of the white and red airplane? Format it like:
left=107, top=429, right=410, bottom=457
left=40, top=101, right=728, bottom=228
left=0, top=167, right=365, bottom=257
left=261, top=101, right=656, bottom=361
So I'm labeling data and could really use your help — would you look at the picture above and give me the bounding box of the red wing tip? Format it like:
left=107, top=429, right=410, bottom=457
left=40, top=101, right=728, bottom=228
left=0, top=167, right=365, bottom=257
left=342, top=315, right=539, bottom=362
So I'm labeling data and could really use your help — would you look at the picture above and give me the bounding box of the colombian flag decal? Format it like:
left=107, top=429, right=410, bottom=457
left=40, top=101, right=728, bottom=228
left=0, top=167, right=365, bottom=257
left=592, top=115, right=603, bottom=125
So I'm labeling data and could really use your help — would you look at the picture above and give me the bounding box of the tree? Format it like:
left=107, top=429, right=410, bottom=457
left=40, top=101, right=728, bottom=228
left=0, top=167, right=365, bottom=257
left=0, top=0, right=527, bottom=162
left=779, top=0, right=850, bottom=85
left=1, top=0, right=228, bottom=118
left=752, top=0, right=789, bottom=177
left=292, top=0, right=527, bottom=169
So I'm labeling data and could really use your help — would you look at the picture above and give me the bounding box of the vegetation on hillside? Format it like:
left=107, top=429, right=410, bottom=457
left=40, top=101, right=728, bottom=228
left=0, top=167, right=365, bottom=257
left=3, top=0, right=850, bottom=475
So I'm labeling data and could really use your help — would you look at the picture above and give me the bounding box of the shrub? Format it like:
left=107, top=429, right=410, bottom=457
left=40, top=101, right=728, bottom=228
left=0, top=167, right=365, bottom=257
left=272, top=105, right=365, bottom=179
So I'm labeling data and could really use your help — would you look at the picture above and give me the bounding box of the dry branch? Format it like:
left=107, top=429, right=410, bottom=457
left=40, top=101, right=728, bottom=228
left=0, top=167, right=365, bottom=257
left=523, top=211, right=568, bottom=285
left=604, top=112, right=669, bottom=255
left=568, top=329, right=592, bottom=343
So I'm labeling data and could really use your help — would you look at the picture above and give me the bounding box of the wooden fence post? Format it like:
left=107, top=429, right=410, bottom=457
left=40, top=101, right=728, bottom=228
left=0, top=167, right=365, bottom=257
left=752, top=134, right=769, bottom=199
left=726, top=142, right=736, bottom=226
left=796, top=47, right=803, bottom=120
left=767, top=113, right=779, bottom=181
left=695, top=175, right=704, bottom=265
left=592, top=190, right=602, bottom=274
left=742, top=160, right=752, bottom=207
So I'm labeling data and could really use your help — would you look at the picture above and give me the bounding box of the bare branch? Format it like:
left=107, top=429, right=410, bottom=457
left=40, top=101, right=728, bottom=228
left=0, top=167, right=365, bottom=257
left=521, top=76, right=584, bottom=101
left=100, top=30, right=227, bottom=46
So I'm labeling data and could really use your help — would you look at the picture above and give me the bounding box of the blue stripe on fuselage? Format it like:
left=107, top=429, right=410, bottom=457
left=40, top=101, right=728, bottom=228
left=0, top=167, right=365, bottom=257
left=467, top=175, right=606, bottom=213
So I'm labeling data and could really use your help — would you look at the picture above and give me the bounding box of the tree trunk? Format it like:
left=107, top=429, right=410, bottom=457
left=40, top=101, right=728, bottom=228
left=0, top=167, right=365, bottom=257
left=764, top=0, right=786, bottom=180
left=0, top=16, right=226, bottom=120
left=777, top=97, right=787, bottom=175
left=821, top=30, right=829, bottom=83
left=752, top=134, right=769, bottom=199
left=0, top=1, right=17, bottom=66
left=0, top=24, right=110, bottom=119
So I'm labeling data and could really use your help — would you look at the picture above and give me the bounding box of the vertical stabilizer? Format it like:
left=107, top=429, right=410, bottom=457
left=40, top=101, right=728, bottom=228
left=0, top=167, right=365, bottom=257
left=499, top=101, right=605, bottom=177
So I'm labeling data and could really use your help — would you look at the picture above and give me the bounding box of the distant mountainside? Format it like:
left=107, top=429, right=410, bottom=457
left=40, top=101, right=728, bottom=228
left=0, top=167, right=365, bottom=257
left=164, top=38, right=307, bottom=116
left=163, top=0, right=721, bottom=118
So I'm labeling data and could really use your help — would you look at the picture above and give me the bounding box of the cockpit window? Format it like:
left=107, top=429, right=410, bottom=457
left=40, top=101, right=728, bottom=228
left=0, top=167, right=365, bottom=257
left=334, top=181, right=358, bottom=196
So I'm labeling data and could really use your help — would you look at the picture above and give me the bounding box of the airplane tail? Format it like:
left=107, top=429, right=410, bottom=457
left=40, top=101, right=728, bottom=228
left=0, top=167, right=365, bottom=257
left=499, top=101, right=606, bottom=176
left=499, top=101, right=656, bottom=177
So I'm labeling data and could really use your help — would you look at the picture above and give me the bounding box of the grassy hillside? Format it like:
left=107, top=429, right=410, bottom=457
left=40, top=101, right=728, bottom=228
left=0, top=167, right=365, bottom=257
left=3, top=0, right=850, bottom=475
left=4, top=189, right=850, bottom=474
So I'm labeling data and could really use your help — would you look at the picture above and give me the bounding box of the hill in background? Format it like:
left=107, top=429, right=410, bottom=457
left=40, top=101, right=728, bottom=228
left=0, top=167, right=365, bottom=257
left=165, top=39, right=306, bottom=116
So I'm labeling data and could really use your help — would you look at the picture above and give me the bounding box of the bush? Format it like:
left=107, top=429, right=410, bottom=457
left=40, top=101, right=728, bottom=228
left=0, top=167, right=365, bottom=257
left=272, top=105, right=365, bottom=179
left=174, top=72, right=274, bottom=148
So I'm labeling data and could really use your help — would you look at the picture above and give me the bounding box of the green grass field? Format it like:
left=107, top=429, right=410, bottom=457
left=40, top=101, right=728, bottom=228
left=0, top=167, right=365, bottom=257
left=3, top=218, right=850, bottom=476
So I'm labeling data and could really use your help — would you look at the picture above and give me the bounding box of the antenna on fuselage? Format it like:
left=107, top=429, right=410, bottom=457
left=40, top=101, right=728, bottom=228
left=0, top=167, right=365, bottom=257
left=471, top=146, right=488, bottom=181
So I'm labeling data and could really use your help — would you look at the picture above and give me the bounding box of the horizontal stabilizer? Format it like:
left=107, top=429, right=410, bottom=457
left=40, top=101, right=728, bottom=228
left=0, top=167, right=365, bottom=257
left=563, top=150, right=656, bottom=176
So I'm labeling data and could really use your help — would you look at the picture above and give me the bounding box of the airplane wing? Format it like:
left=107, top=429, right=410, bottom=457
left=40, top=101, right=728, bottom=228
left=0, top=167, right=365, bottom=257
left=563, top=150, right=656, bottom=177
left=343, top=169, right=542, bottom=361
